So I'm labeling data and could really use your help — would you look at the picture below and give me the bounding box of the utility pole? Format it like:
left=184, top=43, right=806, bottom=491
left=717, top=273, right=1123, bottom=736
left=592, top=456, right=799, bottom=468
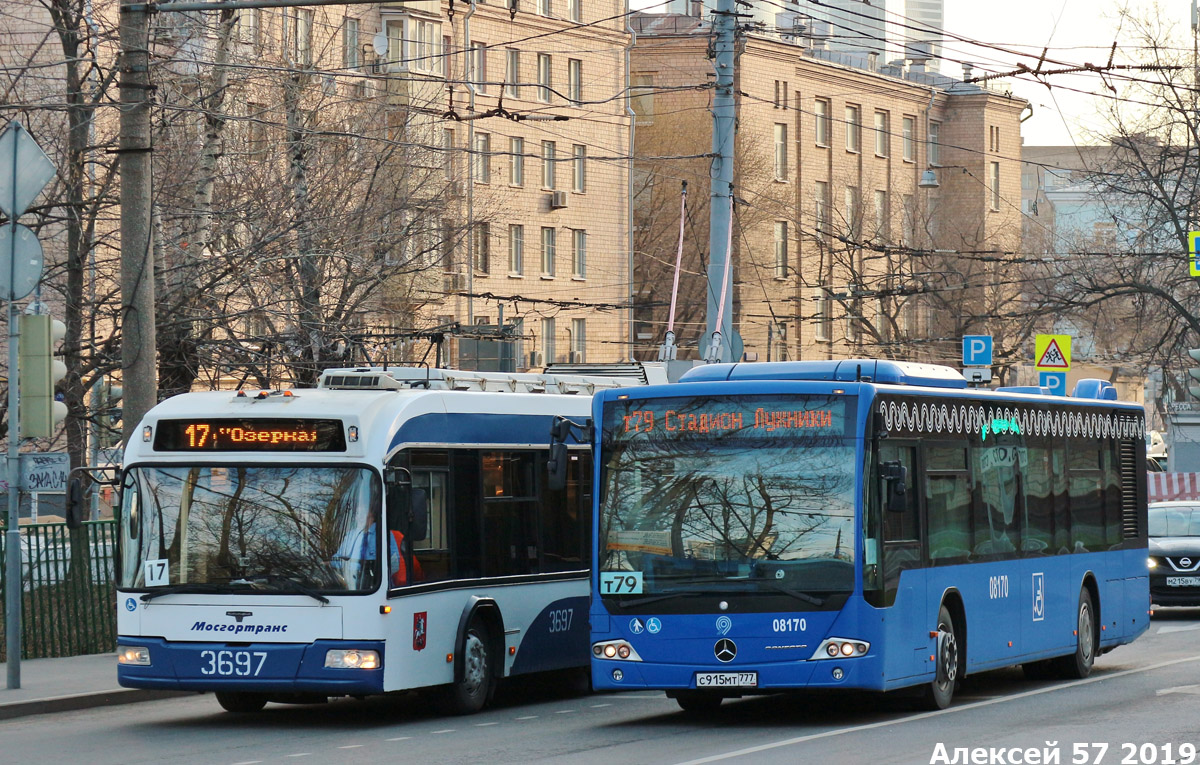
left=118, top=0, right=157, bottom=443
left=704, top=0, right=739, bottom=363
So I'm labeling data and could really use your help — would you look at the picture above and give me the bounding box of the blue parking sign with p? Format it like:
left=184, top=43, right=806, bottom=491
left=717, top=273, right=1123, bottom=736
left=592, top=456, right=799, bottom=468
left=962, top=335, right=992, bottom=367
left=1039, top=371, right=1067, bottom=396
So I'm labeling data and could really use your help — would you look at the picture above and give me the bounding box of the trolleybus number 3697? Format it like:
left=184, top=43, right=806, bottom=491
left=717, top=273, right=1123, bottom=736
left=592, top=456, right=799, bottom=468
left=199, top=650, right=268, bottom=677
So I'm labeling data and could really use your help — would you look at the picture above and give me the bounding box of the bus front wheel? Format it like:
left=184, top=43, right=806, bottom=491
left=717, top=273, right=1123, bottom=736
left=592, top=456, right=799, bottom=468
left=920, top=604, right=959, bottom=710
left=436, top=619, right=494, bottom=715
left=1055, top=588, right=1095, bottom=679
left=215, top=691, right=267, bottom=714
left=671, top=690, right=723, bottom=713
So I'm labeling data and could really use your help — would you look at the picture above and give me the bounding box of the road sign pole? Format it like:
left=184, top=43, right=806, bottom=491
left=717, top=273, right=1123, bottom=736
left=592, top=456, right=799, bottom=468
left=5, top=131, right=20, bottom=689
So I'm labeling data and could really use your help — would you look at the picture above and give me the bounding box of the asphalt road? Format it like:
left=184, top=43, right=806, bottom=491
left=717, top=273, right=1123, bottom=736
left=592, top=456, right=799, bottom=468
left=5, top=609, right=1200, bottom=765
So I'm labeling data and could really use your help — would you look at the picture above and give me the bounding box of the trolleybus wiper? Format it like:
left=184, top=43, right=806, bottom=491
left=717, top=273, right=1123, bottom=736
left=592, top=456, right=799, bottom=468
left=242, top=574, right=331, bottom=604
left=139, top=583, right=236, bottom=602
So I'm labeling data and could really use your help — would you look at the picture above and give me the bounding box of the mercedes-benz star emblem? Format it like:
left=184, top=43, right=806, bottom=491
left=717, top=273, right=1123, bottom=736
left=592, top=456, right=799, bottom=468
left=714, top=638, right=737, bottom=663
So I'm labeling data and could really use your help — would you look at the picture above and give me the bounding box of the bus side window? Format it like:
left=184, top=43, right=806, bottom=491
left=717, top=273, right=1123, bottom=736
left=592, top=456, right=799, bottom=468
left=926, top=444, right=971, bottom=563
left=880, top=444, right=917, bottom=542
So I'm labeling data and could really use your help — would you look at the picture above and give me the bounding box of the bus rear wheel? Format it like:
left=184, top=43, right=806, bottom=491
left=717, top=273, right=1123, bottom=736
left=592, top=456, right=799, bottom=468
left=1055, top=588, right=1095, bottom=679
left=920, top=604, right=959, bottom=710
left=215, top=691, right=267, bottom=714
left=671, top=690, right=723, bottom=713
left=436, top=620, right=494, bottom=715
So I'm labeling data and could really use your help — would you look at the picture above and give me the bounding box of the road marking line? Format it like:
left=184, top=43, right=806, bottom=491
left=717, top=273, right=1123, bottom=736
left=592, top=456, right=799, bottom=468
left=431, top=729, right=455, bottom=734
left=1157, top=623, right=1200, bottom=634
left=1157, top=684, right=1200, bottom=695
left=590, top=703, right=613, bottom=708
left=556, top=710, right=577, bottom=714
left=516, top=715, right=538, bottom=720
left=476, top=722, right=499, bottom=726
left=385, top=737, right=411, bottom=742
left=285, top=755, right=311, bottom=759
left=231, top=761, right=262, bottom=764
left=672, top=654, right=1200, bottom=765
left=338, top=745, right=364, bottom=749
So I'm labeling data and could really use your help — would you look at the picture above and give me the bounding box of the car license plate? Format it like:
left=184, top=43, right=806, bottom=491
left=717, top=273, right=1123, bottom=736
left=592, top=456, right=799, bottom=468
left=695, top=672, right=757, bottom=688
left=1167, top=576, right=1200, bottom=587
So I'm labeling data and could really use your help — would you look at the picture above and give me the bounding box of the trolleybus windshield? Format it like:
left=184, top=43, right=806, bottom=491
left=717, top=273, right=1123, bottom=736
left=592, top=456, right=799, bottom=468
left=119, top=465, right=382, bottom=594
left=599, top=394, right=857, bottom=610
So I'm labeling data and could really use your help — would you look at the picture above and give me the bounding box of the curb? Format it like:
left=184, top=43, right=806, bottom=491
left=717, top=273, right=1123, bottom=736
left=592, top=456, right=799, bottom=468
left=0, top=688, right=193, bottom=721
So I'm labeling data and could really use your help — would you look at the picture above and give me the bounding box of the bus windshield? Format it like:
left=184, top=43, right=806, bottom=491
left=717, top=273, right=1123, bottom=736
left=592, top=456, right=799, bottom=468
left=118, top=465, right=382, bottom=594
left=598, top=394, right=858, bottom=607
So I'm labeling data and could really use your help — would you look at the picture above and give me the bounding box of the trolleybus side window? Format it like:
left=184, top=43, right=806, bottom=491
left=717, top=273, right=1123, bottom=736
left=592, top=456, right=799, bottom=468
left=482, top=451, right=540, bottom=576
left=542, top=449, right=591, bottom=572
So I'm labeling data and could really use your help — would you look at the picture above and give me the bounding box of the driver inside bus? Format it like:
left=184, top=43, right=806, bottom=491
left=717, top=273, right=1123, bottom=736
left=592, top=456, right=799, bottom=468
left=335, top=508, right=422, bottom=588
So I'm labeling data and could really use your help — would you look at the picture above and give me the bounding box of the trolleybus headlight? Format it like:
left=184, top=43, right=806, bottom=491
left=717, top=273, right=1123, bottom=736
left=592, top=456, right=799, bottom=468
left=117, top=645, right=151, bottom=666
left=812, top=638, right=870, bottom=660
left=324, top=649, right=381, bottom=669
left=592, top=640, right=642, bottom=661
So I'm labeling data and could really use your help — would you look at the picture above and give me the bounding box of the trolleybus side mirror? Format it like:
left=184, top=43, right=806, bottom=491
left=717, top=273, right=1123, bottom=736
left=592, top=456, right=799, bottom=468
left=65, top=476, right=86, bottom=529
left=880, top=461, right=907, bottom=513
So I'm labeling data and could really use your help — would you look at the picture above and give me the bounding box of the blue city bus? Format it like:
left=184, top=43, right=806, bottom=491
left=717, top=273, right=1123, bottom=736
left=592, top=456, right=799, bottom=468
left=589, top=360, right=1149, bottom=711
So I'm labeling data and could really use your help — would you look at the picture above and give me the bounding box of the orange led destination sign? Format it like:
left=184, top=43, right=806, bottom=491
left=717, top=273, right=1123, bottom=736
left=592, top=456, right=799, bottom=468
left=610, top=396, right=847, bottom=441
left=154, top=419, right=347, bottom=452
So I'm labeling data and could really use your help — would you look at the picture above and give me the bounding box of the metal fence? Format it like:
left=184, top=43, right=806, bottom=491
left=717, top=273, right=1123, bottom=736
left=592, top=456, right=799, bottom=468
left=0, top=520, right=118, bottom=660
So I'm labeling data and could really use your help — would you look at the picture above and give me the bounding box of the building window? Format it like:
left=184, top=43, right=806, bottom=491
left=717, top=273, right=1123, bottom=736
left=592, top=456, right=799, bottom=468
left=874, top=111, right=888, bottom=156
left=873, top=189, right=888, bottom=240
left=505, top=49, right=521, bottom=98
left=538, top=0, right=552, bottom=16
left=572, top=229, right=586, bottom=277
left=572, top=144, right=586, bottom=192
left=901, top=193, right=915, bottom=246
left=814, top=180, right=829, bottom=235
left=343, top=18, right=359, bottom=70
left=537, top=54, right=552, bottom=102
left=773, top=123, right=788, bottom=181
left=845, top=105, right=860, bottom=152
left=288, top=8, right=313, bottom=68
left=631, top=74, right=655, bottom=125
left=990, top=125, right=1000, bottom=152
left=929, top=120, right=941, bottom=165
left=815, top=99, right=830, bottom=146
left=472, top=223, right=490, bottom=273
left=567, top=58, right=582, bottom=104
left=470, top=42, right=488, bottom=93
left=509, top=224, right=524, bottom=275
left=773, top=80, right=788, bottom=109
left=542, top=317, right=556, bottom=363
left=902, top=116, right=915, bottom=162
left=568, top=0, right=582, bottom=23
left=509, top=136, right=524, bottom=186
left=571, top=318, right=586, bottom=362
left=990, top=161, right=1001, bottom=211
left=844, top=185, right=860, bottom=239
left=443, top=128, right=455, bottom=182
left=541, top=141, right=556, bottom=189
left=410, top=19, right=442, bottom=75
left=541, top=226, right=556, bottom=276
left=385, top=20, right=404, bottom=72
left=235, top=9, right=260, bottom=45
left=815, top=287, right=831, bottom=342
left=774, top=221, right=788, bottom=279
left=473, top=132, right=490, bottom=184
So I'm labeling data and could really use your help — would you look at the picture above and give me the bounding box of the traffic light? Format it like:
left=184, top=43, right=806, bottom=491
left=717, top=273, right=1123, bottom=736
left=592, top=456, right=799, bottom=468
left=19, top=313, right=67, bottom=438
left=97, top=376, right=123, bottom=449
left=1189, top=349, right=1200, bottom=400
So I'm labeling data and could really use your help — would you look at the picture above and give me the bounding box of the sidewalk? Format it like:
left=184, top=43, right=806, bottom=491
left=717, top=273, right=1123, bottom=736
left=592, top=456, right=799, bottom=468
left=0, top=653, right=188, bottom=721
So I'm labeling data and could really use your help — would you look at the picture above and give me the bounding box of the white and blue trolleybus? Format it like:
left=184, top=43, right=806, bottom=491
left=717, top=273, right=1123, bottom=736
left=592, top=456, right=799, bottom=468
left=590, top=359, right=1149, bottom=711
left=114, top=365, right=661, bottom=714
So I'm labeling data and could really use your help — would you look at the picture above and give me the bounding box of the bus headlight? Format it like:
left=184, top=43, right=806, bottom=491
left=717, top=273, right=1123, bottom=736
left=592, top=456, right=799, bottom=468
left=592, top=640, right=642, bottom=661
left=811, top=638, right=869, bottom=660
left=324, top=649, right=380, bottom=669
left=117, top=645, right=151, bottom=666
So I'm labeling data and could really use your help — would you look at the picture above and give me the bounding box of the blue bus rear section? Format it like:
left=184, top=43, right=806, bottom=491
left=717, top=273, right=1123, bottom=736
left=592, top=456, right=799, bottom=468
left=590, top=360, right=1149, bottom=707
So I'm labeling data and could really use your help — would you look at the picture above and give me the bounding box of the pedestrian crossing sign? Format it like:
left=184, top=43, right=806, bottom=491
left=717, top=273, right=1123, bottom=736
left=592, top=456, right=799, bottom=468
left=1190, top=231, right=1200, bottom=277
left=1035, top=334, right=1071, bottom=371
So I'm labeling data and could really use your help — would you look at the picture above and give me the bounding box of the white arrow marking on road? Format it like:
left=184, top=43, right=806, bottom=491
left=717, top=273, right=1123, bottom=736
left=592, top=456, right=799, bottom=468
left=1157, top=684, right=1200, bottom=696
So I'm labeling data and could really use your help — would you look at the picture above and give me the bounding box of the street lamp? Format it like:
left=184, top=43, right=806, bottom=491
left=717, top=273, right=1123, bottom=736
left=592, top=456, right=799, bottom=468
left=918, top=169, right=939, bottom=189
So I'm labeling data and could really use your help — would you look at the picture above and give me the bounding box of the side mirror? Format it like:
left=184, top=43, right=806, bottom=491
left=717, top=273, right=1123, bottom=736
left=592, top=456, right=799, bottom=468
left=880, top=461, right=908, bottom=514
left=66, top=476, right=86, bottom=529
left=547, top=442, right=568, bottom=492
left=409, top=488, right=429, bottom=542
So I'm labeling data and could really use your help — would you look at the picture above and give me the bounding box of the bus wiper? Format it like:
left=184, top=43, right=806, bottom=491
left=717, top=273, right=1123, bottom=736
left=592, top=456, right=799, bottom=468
left=140, top=583, right=236, bottom=602
left=613, top=591, right=702, bottom=608
left=240, top=574, right=330, bottom=604
left=759, top=580, right=825, bottom=606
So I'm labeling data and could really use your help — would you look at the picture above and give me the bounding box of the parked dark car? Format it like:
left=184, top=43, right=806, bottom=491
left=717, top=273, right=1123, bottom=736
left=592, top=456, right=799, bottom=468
left=1149, top=501, right=1200, bottom=607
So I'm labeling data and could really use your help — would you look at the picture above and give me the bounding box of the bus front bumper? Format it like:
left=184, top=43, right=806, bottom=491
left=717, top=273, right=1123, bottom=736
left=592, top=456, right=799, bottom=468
left=116, top=636, right=385, bottom=695
left=591, top=653, right=887, bottom=693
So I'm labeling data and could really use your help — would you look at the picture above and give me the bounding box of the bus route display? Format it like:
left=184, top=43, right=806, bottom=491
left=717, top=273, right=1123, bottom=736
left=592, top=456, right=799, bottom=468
left=607, top=395, right=850, bottom=442
left=154, top=419, right=347, bottom=452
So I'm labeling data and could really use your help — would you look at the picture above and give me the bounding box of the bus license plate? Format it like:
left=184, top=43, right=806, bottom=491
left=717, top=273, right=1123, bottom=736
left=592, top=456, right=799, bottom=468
left=695, top=672, right=757, bottom=688
left=1167, top=576, right=1200, bottom=587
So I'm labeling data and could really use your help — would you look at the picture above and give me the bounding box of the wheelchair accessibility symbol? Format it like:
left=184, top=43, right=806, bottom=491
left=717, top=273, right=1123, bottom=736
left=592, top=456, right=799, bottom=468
left=1032, top=572, right=1045, bottom=622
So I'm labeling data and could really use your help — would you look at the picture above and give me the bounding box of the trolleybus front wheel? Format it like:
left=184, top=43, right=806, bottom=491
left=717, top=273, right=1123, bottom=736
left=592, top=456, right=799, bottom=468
left=436, top=619, right=494, bottom=715
left=215, top=691, right=268, bottom=714
left=920, top=604, right=959, bottom=710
